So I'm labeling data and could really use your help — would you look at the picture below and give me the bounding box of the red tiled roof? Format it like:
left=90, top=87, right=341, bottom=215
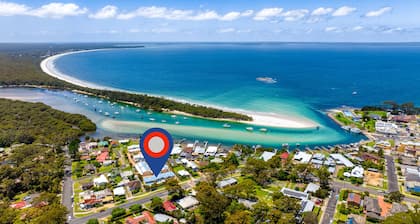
left=280, top=152, right=289, bottom=160
left=347, top=193, right=361, bottom=205
left=126, top=211, right=156, bottom=224
left=96, top=151, right=109, bottom=163
left=163, top=200, right=178, bottom=212
left=10, top=201, right=27, bottom=209
left=378, top=196, right=392, bottom=217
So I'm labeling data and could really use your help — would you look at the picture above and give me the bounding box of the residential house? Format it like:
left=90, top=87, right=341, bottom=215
left=360, top=153, right=381, bottom=164
left=260, top=151, right=276, bottom=162
left=177, top=196, right=199, bottom=210
left=293, top=151, right=312, bottom=163
left=304, top=183, right=320, bottom=194
left=93, top=174, right=109, bottom=187
left=364, top=196, right=382, bottom=221
left=127, top=180, right=141, bottom=192
left=405, top=167, right=420, bottom=193
left=154, top=214, right=178, bottom=224
left=280, top=187, right=309, bottom=201
left=217, top=177, right=238, bottom=188
left=81, top=181, right=94, bottom=190
left=126, top=211, right=156, bottom=224
left=84, top=164, right=96, bottom=175
left=205, top=145, right=218, bottom=156
left=347, top=193, right=362, bottom=207
left=163, top=200, right=178, bottom=212
left=330, top=154, right=354, bottom=167
left=96, top=151, right=109, bottom=163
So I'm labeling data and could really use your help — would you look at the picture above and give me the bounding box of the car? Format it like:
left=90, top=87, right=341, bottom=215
left=67, top=216, right=72, bottom=221
left=23, top=196, right=31, bottom=201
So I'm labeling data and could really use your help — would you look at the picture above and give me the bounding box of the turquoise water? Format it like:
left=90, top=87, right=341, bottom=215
left=0, top=88, right=363, bottom=147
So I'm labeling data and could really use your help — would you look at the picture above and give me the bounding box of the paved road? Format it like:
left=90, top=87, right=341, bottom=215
left=70, top=191, right=168, bottom=224
left=62, top=146, right=74, bottom=220
left=385, top=155, right=399, bottom=193
left=321, top=186, right=341, bottom=224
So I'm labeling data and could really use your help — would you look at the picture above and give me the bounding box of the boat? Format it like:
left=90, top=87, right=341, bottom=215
left=183, top=117, right=188, bottom=120
left=99, top=110, right=102, bottom=113
left=149, top=118, right=156, bottom=121
left=246, top=127, right=253, bottom=132
left=104, top=112, right=110, bottom=116
left=175, top=121, right=180, bottom=125
left=114, top=112, right=120, bottom=115
left=341, top=126, right=351, bottom=131
left=223, top=123, right=231, bottom=128
left=316, top=126, right=320, bottom=131
left=161, top=120, right=167, bottom=123
left=350, top=127, right=361, bottom=134
left=135, top=109, right=141, bottom=112
left=259, top=128, right=268, bottom=132
left=171, top=115, right=177, bottom=118
left=98, top=100, right=103, bottom=104
left=147, top=112, right=152, bottom=115
left=352, top=91, right=358, bottom=95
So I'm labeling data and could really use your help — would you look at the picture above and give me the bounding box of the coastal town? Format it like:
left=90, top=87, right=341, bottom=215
left=3, top=101, right=418, bottom=224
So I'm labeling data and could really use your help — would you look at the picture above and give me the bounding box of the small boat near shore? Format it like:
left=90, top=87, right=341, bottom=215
left=135, top=109, right=141, bottom=112
left=223, top=123, right=231, bottom=128
left=104, top=112, right=110, bottom=116
left=259, top=128, right=268, bottom=132
left=149, top=118, right=156, bottom=121
left=246, top=127, right=253, bottom=132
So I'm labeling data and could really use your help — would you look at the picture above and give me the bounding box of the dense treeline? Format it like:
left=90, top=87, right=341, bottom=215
left=0, top=99, right=96, bottom=147
left=0, top=43, right=252, bottom=121
left=361, top=101, right=420, bottom=115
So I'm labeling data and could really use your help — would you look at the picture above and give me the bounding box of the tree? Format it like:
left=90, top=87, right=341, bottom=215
left=252, top=201, right=271, bottom=223
left=225, top=152, right=240, bottom=167
left=129, top=204, right=143, bottom=214
left=165, top=178, right=185, bottom=200
left=0, top=203, right=18, bottom=224
left=32, top=204, right=68, bottom=224
left=316, top=166, right=331, bottom=188
left=302, top=211, right=318, bottom=224
left=383, top=212, right=416, bottom=224
left=150, top=197, right=164, bottom=213
left=244, top=158, right=271, bottom=186
left=225, top=210, right=253, bottom=224
left=224, top=179, right=257, bottom=200
left=388, top=191, right=404, bottom=203
left=111, top=207, right=126, bottom=220
left=86, top=219, right=99, bottom=224
left=196, top=182, right=230, bottom=223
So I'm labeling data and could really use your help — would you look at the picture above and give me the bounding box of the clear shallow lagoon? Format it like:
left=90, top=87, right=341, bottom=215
left=0, top=88, right=363, bottom=147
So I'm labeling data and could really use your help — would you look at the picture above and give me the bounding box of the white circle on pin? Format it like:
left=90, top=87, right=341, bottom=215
left=148, top=136, right=165, bottom=153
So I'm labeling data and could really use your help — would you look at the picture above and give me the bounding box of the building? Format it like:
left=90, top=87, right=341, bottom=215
left=154, top=214, right=178, bottom=224
left=304, top=183, right=320, bottom=194
left=280, top=187, right=308, bottom=201
left=260, top=151, right=276, bottom=162
left=347, top=193, right=362, bottom=207
left=127, top=180, right=141, bottom=192
left=375, top=121, right=398, bottom=135
left=113, top=187, right=126, bottom=196
left=217, top=177, right=238, bottom=188
left=364, top=196, right=382, bottom=221
left=293, top=151, right=312, bottom=163
left=126, top=211, right=156, bottom=224
left=330, top=154, right=354, bottom=167
left=93, top=174, right=108, bottom=187
left=163, top=200, right=178, bottom=212
left=350, top=166, right=364, bottom=178
left=96, top=151, right=109, bottom=163
left=205, top=145, right=218, bottom=156
left=177, top=196, right=199, bottom=210
left=405, top=167, right=420, bottom=193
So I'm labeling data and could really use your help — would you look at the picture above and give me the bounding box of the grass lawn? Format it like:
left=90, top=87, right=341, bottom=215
left=255, top=187, right=271, bottom=202
left=335, top=113, right=354, bottom=125
left=334, top=212, right=348, bottom=223
left=13, top=192, right=29, bottom=201
left=172, top=165, right=186, bottom=173
left=99, top=164, right=114, bottom=173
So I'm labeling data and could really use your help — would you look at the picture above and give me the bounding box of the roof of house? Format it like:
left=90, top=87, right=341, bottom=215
left=304, top=183, right=320, bottom=193
left=347, top=193, right=362, bottom=205
left=96, top=151, right=109, bottom=163
left=280, top=152, right=289, bottom=160
left=126, top=211, right=156, bottom=224
left=390, top=202, right=408, bottom=215
left=127, top=180, right=141, bottom=189
left=364, top=196, right=381, bottom=214
left=113, top=187, right=126, bottom=196
left=217, top=177, right=237, bottom=188
left=330, top=153, right=354, bottom=167
left=301, top=199, right=315, bottom=213
left=163, top=200, right=178, bottom=212
left=10, top=201, right=27, bottom=209
left=143, top=171, right=175, bottom=185
left=260, top=151, right=276, bottom=162
left=177, top=196, right=199, bottom=209
left=280, top=187, right=308, bottom=200
left=293, top=151, right=312, bottom=163
left=93, top=174, right=108, bottom=185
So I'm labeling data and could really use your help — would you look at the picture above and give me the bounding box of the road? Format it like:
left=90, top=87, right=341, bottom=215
left=321, top=186, right=340, bottom=224
left=70, top=191, right=168, bottom=224
left=62, top=146, right=74, bottom=220
left=385, top=155, right=399, bottom=193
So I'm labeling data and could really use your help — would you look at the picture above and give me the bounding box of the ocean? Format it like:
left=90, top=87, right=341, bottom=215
left=23, top=43, right=420, bottom=146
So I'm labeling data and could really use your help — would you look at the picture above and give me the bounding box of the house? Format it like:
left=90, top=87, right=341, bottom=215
left=364, top=196, right=382, bottom=220
left=405, top=167, right=420, bottom=193
left=119, top=139, right=130, bottom=144
left=260, top=151, right=276, bottom=162
left=330, top=154, right=354, bottom=167
left=163, top=200, right=178, bottom=212
left=142, top=172, right=176, bottom=186
left=127, top=145, right=140, bottom=153
left=377, top=196, right=391, bottom=217
left=81, top=181, right=94, bottom=190
left=177, top=170, right=190, bottom=177
left=392, top=115, right=416, bottom=123
left=217, top=177, right=237, bottom=188
left=127, top=180, right=142, bottom=192
left=154, top=214, right=178, bottom=223
left=350, top=166, right=364, bottom=178
left=113, top=187, right=126, bottom=196
left=304, top=183, right=320, bottom=194
left=205, top=145, right=218, bottom=156
left=126, top=211, right=156, bottom=224
left=96, top=151, right=109, bottom=163
left=280, top=187, right=308, bottom=201
left=93, top=174, right=109, bottom=187
left=210, top=158, right=223, bottom=163
left=120, top=170, right=134, bottom=179
left=171, top=144, right=183, bottom=155
left=84, top=164, right=96, bottom=174
left=347, top=193, right=362, bottom=207
left=389, top=202, right=408, bottom=215
left=300, top=199, right=314, bottom=213
left=98, top=141, right=109, bottom=147
left=375, top=121, right=398, bottom=135
left=10, top=201, right=28, bottom=209
left=293, top=151, right=312, bottom=163
left=177, top=196, right=199, bottom=210
left=361, top=153, right=380, bottom=164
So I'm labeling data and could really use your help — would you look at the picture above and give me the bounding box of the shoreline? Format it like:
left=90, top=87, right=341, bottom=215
left=40, top=49, right=318, bottom=129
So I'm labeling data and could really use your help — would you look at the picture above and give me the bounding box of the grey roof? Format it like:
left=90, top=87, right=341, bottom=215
left=390, top=203, right=408, bottom=215
left=364, top=197, right=381, bottom=214
left=281, top=187, right=308, bottom=200
left=218, top=177, right=237, bottom=188
left=304, top=183, right=320, bottom=193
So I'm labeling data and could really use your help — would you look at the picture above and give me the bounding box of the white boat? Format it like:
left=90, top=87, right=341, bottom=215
left=171, top=115, right=177, bottom=118
left=350, top=127, right=361, bottom=134
left=147, top=112, right=152, bottom=115
left=98, top=110, right=102, bottom=113
left=183, top=117, right=188, bottom=120
left=135, top=109, right=141, bottom=112
left=246, top=127, right=253, bottom=132
left=175, top=121, right=180, bottom=125
left=352, top=91, right=358, bottom=95
left=114, top=112, right=120, bottom=115
left=223, top=123, right=231, bottom=128
left=98, top=100, right=103, bottom=104
left=161, top=120, right=167, bottom=123
left=104, top=112, right=110, bottom=116
left=259, top=128, right=268, bottom=132
left=149, top=118, right=156, bottom=121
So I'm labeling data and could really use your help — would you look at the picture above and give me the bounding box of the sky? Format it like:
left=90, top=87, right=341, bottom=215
left=1, top=0, right=420, bottom=42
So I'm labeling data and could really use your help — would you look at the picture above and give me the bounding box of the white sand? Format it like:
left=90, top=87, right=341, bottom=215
left=40, top=51, right=318, bottom=129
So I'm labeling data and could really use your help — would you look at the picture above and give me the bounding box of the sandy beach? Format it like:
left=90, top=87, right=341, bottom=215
left=40, top=51, right=318, bottom=129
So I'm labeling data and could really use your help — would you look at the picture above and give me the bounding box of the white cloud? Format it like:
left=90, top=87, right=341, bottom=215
left=219, top=10, right=253, bottom=21
left=217, top=28, right=235, bottom=33
left=352, top=26, right=364, bottom=31
left=282, top=9, right=309, bottom=21
left=324, top=26, right=341, bottom=32
left=0, top=1, right=87, bottom=18
left=241, top=10, right=254, bottom=17
left=332, top=6, right=356, bottom=17
left=311, top=7, right=333, bottom=16
left=365, top=7, right=392, bottom=17
left=29, top=3, right=87, bottom=18
left=253, top=8, right=283, bottom=21
left=89, top=5, right=117, bottom=19
left=0, top=1, right=29, bottom=16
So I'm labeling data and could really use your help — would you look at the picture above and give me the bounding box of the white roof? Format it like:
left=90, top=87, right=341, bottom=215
left=217, top=177, right=237, bottom=188
left=304, top=183, right=320, bottom=193
left=154, top=214, right=176, bottom=223
left=119, top=139, right=130, bottom=144
left=210, top=158, right=224, bottom=163
left=194, top=146, right=205, bottom=154
left=178, top=196, right=199, bottom=209
left=177, top=170, right=190, bottom=176
left=293, top=151, right=312, bottom=163
left=93, top=174, right=108, bottom=185
left=120, top=170, right=133, bottom=178
left=127, top=145, right=140, bottom=152
left=330, top=153, right=354, bottom=167
left=351, top=166, right=364, bottom=178
left=171, top=144, right=183, bottom=155
left=186, top=143, right=194, bottom=148
left=301, top=199, right=315, bottom=213
left=113, top=186, right=126, bottom=196
left=206, top=146, right=218, bottom=154
left=260, top=151, right=276, bottom=162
